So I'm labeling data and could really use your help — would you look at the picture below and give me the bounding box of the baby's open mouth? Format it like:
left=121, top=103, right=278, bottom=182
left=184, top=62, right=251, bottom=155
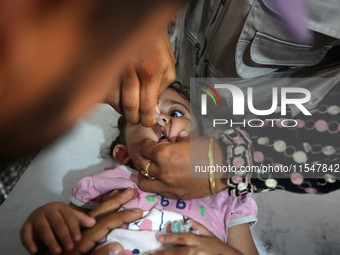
left=158, top=127, right=169, bottom=142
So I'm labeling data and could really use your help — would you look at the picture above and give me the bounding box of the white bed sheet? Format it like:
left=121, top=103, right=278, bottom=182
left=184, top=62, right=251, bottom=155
left=0, top=103, right=339, bottom=254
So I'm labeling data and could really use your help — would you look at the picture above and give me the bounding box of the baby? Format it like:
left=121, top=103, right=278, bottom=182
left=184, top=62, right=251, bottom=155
left=21, top=83, right=259, bottom=255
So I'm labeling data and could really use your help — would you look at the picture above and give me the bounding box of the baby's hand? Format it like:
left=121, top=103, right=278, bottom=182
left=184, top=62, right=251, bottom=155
left=20, top=202, right=96, bottom=255
left=155, top=219, right=242, bottom=255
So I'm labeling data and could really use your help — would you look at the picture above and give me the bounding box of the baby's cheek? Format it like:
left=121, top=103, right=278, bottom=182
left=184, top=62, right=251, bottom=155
left=169, top=119, right=190, bottom=142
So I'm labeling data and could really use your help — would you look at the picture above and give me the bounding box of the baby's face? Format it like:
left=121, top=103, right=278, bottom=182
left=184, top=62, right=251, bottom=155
left=124, top=88, right=191, bottom=160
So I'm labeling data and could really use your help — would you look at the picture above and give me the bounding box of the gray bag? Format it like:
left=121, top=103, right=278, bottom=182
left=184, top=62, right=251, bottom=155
left=171, top=0, right=340, bottom=115
left=172, top=0, right=340, bottom=79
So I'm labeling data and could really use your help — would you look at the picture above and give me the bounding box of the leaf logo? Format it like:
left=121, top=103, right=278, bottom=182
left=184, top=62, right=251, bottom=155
left=197, top=82, right=222, bottom=115
left=197, top=82, right=222, bottom=106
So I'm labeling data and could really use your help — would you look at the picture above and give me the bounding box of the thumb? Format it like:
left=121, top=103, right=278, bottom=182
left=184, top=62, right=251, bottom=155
left=91, top=242, right=124, bottom=255
left=73, top=210, right=96, bottom=228
left=176, top=131, right=190, bottom=142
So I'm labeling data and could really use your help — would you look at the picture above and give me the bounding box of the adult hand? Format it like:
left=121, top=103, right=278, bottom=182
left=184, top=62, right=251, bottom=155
left=107, top=28, right=176, bottom=127
left=61, top=188, right=143, bottom=255
left=0, top=0, right=182, bottom=160
left=134, top=136, right=227, bottom=200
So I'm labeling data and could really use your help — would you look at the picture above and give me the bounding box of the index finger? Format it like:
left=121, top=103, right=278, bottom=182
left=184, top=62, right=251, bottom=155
left=139, top=74, right=162, bottom=127
left=63, top=209, right=143, bottom=255
left=143, top=139, right=169, bottom=159
left=133, top=140, right=164, bottom=172
left=88, top=188, right=136, bottom=218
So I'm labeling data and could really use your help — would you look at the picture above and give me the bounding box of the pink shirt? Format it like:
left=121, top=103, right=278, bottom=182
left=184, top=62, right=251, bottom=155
left=71, top=165, right=257, bottom=242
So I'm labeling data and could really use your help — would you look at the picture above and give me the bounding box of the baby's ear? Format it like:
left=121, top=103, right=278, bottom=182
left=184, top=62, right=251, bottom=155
left=113, top=145, right=131, bottom=165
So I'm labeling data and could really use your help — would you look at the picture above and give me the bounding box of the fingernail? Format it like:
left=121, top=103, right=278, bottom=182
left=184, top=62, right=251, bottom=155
left=179, top=131, right=189, bottom=137
left=195, top=252, right=208, bottom=255
left=121, top=188, right=135, bottom=199
left=52, top=246, right=62, bottom=255
left=28, top=246, right=36, bottom=254
left=132, top=209, right=143, bottom=213
left=158, top=235, right=165, bottom=243
left=123, top=187, right=133, bottom=193
left=65, top=242, right=74, bottom=251
left=108, top=190, right=120, bottom=197
left=108, top=243, right=123, bottom=255
left=73, top=234, right=81, bottom=242
left=156, top=105, right=161, bottom=113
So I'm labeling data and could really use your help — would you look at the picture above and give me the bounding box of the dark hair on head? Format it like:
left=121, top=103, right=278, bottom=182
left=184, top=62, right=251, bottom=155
left=169, top=81, right=190, bottom=102
left=109, top=114, right=127, bottom=157
left=109, top=81, right=189, bottom=157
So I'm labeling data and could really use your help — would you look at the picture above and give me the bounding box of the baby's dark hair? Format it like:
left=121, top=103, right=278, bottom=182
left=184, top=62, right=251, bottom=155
left=109, top=81, right=189, bottom=157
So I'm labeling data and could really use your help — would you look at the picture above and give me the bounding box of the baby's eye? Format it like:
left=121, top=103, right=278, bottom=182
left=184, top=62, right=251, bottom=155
left=170, top=110, right=184, bottom=117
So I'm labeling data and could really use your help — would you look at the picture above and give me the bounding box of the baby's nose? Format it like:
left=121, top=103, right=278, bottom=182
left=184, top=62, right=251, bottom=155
left=161, top=114, right=169, bottom=124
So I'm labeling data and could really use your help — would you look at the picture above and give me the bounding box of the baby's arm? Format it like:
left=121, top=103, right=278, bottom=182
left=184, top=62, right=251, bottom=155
left=20, top=202, right=95, bottom=255
left=227, top=223, right=259, bottom=255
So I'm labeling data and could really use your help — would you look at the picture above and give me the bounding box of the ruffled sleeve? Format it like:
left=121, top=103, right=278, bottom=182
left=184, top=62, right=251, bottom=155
left=70, top=166, right=138, bottom=209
